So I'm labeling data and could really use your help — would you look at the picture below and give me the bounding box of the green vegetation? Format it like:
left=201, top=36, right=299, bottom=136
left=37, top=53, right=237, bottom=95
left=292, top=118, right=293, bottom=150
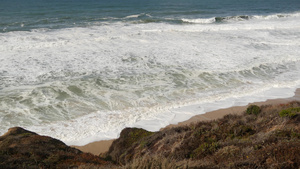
left=279, top=107, right=300, bottom=118
left=246, top=104, right=261, bottom=115
left=127, top=128, right=154, bottom=147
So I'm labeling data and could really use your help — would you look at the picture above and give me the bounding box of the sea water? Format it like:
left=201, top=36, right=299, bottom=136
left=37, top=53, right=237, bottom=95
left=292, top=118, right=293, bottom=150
left=1, top=0, right=300, bottom=145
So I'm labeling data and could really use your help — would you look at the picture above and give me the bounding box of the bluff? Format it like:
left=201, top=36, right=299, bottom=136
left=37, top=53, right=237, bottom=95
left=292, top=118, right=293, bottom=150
left=1, top=101, right=300, bottom=168
left=0, top=127, right=114, bottom=168
left=104, top=101, right=300, bottom=168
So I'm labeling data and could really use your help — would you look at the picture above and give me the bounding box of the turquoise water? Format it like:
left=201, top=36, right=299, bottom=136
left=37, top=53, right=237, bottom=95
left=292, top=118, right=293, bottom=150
left=1, top=0, right=300, bottom=145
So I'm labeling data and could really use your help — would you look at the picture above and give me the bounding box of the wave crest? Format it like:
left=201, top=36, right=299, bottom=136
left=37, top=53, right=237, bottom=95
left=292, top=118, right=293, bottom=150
left=181, top=12, right=300, bottom=24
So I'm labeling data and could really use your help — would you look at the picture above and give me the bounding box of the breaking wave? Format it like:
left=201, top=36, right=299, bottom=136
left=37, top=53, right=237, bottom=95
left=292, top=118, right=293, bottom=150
left=181, top=12, right=300, bottom=24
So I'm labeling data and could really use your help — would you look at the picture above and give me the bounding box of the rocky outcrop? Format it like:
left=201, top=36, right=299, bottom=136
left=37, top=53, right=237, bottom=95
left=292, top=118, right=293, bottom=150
left=0, top=127, right=113, bottom=169
left=104, top=127, right=155, bottom=164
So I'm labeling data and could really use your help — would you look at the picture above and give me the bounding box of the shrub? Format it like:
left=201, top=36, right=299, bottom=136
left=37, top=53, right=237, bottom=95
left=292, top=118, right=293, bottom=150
left=246, top=105, right=261, bottom=115
left=279, top=107, right=300, bottom=118
left=191, top=142, right=220, bottom=159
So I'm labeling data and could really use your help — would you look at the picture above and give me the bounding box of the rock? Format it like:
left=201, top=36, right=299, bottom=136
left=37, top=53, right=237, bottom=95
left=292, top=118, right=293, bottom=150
left=0, top=127, right=113, bottom=169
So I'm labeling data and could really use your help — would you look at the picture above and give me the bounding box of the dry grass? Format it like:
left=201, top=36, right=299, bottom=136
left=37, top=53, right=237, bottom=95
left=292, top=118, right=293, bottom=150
left=105, top=101, right=300, bottom=168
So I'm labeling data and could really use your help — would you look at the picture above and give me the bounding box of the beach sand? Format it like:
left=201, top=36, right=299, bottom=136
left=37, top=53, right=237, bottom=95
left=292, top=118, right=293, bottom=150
left=74, top=139, right=114, bottom=155
left=74, top=88, right=300, bottom=155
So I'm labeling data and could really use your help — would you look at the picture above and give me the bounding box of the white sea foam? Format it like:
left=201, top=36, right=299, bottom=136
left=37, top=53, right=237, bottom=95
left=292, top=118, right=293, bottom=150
left=124, top=14, right=143, bottom=19
left=253, top=12, right=300, bottom=20
left=181, top=12, right=300, bottom=24
left=0, top=13, right=300, bottom=145
left=182, top=17, right=216, bottom=24
left=24, top=82, right=300, bottom=146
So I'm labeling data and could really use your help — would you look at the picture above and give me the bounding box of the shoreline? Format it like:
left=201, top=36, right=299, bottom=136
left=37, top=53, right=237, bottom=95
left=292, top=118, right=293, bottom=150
left=74, top=88, right=300, bottom=155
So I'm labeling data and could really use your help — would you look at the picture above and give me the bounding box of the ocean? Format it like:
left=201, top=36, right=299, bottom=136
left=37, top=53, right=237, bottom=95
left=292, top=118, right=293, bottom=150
left=1, top=0, right=300, bottom=146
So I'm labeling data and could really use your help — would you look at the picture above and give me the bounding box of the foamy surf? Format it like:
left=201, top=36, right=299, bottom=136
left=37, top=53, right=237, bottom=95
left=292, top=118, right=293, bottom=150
left=24, top=83, right=300, bottom=146
left=1, top=0, right=300, bottom=146
left=181, top=12, right=300, bottom=24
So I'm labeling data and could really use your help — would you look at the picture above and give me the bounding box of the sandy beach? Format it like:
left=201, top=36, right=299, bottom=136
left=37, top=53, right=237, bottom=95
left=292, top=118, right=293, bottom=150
left=75, top=88, right=300, bottom=155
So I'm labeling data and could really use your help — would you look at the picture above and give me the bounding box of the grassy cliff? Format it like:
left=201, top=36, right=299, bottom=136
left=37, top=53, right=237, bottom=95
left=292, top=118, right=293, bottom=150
left=1, top=101, right=299, bottom=168
left=104, top=101, right=300, bottom=168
